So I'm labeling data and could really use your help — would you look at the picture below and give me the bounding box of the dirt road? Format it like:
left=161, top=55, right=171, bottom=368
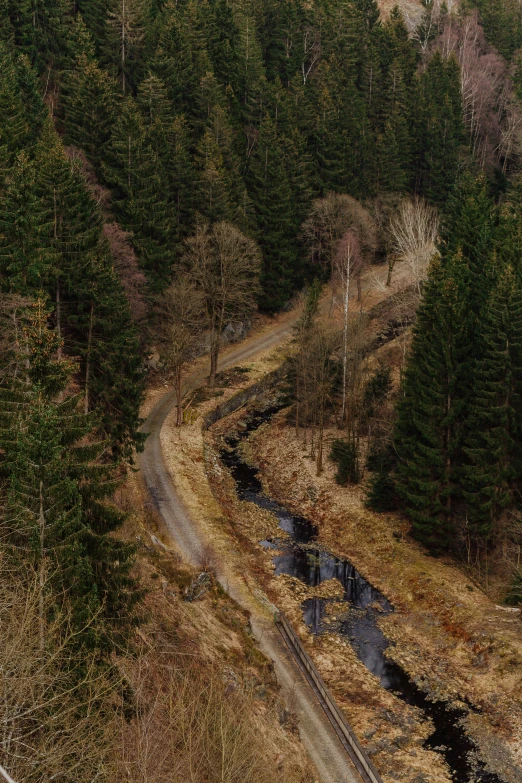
left=140, top=316, right=365, bottom=783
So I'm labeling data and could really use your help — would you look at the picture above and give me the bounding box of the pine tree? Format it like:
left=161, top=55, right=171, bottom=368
left=0, top=151, right=52, bottom=292
left=247, top=113, right=298, bottom=310
left=7, top=0, right=72, bottom=70
left=151, top=1, right=211, bottom=115
left=0, top=42, right=43, bottom=165
left=104, top=96, right=171, bottom=282
left=105, top=0, right=149, bottom=94
left=463, top=267, right=522, bottom=542
left=61, top=19, right=118, bottom=173
left=0, top=299, right=140, bottom=650
left=0, top=124, right=145, bottom=456
left=194, top=100, right=250, bottom=228
left=414, top=51, right=465, bottom=205
left=394, top=254, right=470, bottom=552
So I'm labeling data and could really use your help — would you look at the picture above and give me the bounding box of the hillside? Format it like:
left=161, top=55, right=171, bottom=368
left=1, top=0, right=522, bottom=781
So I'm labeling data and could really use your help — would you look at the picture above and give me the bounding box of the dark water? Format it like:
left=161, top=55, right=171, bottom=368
left=219, top=409, right=505, bottom=783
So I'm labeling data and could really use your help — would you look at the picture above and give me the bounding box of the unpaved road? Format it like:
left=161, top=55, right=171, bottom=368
left=140, top=317, right=365, bottom=783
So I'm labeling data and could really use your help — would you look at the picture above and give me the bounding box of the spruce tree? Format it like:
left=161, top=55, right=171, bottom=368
left=104, top=96, right=171, bottom=283
left=463, top=267, right=522, bottom=542
left=0, top=299, right=140, bottom=650
left=414, top=51, right=464, bottom=204
left=394, top=254, right=470, bottom=552
left=247, top=113, right=297, bottom=310
left=61, top=20, right=118, bottom=174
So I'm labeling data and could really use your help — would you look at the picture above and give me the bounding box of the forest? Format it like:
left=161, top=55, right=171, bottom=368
left=1, top=0, right=522, bottom=779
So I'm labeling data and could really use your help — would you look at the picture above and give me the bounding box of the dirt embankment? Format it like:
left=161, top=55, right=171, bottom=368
left=114, top=448, right=315, bottom=783
left=235, top=409, right=522, bottom=783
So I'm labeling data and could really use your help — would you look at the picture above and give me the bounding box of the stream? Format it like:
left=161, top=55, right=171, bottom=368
left=219, top=408, right=504, bottom=783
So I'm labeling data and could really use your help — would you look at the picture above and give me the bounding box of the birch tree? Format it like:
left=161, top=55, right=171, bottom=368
left=333, top=230, right=362, bottom=426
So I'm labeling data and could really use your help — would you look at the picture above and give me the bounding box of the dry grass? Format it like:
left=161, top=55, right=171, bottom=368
left=0, top=563, right=118, bottom=783
left=111, top=462, right=314, bottom=783
left=115, top=655, right=282, bottom=783
left=250, top=412, right=522, bottom=780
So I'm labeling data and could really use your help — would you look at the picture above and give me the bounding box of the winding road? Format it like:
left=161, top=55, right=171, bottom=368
left=140, top=317, right=365, bottom=783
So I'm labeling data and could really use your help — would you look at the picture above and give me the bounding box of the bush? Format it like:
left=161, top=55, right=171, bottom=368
left=330, top=439, right=359, bottom=485
left=506, top=571, right=522, bottom=606
left=365, top=445, right=397, bottom=512
left=366, top=468, right=398, bottom=512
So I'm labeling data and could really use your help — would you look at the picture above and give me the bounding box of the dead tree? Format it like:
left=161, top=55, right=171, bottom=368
left=302, top=193, right=377, bottom=278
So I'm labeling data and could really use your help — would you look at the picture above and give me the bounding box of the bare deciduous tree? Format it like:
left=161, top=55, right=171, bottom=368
left=332, top=231, right=362, bottom=426
left=0, top=563, right=118, bottom=783
left=388, top=197, right=439, bottom=293
left=115, top=654, right=276, bottom=783
left=184, top=222, right=261, bottom=387
left=294, top=317, right=340, bottom=475
left=154, top=275, right=205, bottom=425
left=302, top=193, right=377, bottom=276
left=439, top=12, right=506, bottom=171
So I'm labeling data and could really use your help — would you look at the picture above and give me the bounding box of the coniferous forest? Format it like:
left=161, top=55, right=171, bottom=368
left=2, top=0, right=522, bottom=780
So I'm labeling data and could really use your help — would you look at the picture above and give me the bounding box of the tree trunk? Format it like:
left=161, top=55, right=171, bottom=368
left=209, top=332, right=219, bottom=388
left=316, top=412, right=324, bottom=475
left=176, top=367, right=183, bottom=426
left=386, top=257, right=395, bottom=287
left=341, top=268, right=350, bottom=427
left=56, top=282, right=62, bottom=361
left=84, top=303, right=94, bottom=415
left=39, top=480, right=45, bottom=652
left=121, top=0, right=126, bottom=94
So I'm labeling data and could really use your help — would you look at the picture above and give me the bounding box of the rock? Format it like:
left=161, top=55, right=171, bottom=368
left=149, top=533, right=168, bottom=551
left=222, top=320, right=250, bottom=344
left=184, top=572, right=212, bottom=602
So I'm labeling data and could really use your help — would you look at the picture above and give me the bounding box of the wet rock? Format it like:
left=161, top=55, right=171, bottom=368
left=184, top=572, right=212, bottom=602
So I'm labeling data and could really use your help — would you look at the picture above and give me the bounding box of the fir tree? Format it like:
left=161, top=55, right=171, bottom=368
left=61, top=20, right=118, bottom=173
left=414, top=51, right=464, bottom=204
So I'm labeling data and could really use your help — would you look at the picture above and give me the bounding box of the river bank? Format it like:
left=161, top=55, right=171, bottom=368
left=205, top=398, right=520, bottom=781
left=225, top=401, right=522, bottom=782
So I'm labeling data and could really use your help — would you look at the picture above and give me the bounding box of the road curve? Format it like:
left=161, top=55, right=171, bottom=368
left=140, top=318, right=364, bottom=783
